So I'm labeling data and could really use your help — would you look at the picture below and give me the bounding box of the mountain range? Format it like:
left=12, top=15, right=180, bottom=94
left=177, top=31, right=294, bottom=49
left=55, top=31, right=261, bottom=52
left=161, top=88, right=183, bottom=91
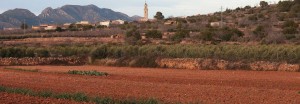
left=0, top=5, right=142, bottom=29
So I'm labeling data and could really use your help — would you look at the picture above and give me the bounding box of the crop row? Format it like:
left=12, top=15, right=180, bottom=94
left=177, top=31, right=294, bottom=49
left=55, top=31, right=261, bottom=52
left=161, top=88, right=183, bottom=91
left=0, top=85, right=159, bottom=104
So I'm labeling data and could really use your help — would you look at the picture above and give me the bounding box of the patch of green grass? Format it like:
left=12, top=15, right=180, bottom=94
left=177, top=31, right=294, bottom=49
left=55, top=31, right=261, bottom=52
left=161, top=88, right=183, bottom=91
left=93, top=97, right=114, bottom=104
left=68, top=70, right=108, bottom=76
left=6, top=87, right=33, bottom=95
left=72, top=92, right=89, bottom=102
left=0, top=85, right=160, bottom=104
left=53, top=93, right=72, bottom=99
left=38, top=90, right=53, bottom=98
left=4, top=67, right=39, bottom=72
left=0, top=86, right=7, bottom=92
left=140, top=98, right=160, bottom=104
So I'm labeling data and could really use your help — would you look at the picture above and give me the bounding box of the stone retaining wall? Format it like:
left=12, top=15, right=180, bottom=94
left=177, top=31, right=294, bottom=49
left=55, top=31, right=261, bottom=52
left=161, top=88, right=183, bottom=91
left=0, top=57, right=86, bottom=66
left=156, top=58, right=300, bottom=72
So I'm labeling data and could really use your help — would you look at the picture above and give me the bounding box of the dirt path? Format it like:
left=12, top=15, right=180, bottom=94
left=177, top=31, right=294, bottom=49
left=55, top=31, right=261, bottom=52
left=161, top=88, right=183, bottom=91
left=0, top=66, right=299, bottom=103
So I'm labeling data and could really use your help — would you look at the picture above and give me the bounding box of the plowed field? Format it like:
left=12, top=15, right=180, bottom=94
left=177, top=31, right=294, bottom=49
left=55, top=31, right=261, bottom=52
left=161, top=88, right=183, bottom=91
left=0, top=66, right=299, bottom=104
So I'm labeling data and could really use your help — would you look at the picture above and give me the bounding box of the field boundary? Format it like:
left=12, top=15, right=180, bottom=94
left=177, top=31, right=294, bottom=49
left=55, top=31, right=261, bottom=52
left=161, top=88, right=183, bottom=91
left=96, top=58, right=300, bottom=72
left=0, top=57, right=86, bottom=66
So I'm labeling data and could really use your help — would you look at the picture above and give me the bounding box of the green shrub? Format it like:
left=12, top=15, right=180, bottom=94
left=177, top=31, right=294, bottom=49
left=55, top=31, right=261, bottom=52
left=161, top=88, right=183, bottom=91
left=154, top=12, right=165, bottom=20
left=277, top=1, right=294, bottom=12
left=260, top=1, right=268, bottom=8
left=220, top=28, right=233, bottom=41
left=72, top=92, right=89, bottom=102
left=34, top=48, right=50, bottom=57
left=90, top=45, right=108, bottom=59
left=282, top=20, right=299, bottom=39
left=93, top=97, right=114, bottom=104
left=38, top=91, right=53, bottom=98
left=291, top=4, right=300, bottom=14
left=138, top=98, right=160, bottom=104
left=0, top=86, right=6, bottom=92
left=68, top=70, right=108, bottom=76
left=0, top=46, right=92, bottom=58
left=0, top=47, right=25, bottom=58
left=283, top=27, right=298, bottom=36
left=126, top=28, right=140, bottom=38
left=253, top=25, right=267, bottom=38
left=248, top=14, right=258, bottom=21
left=200, top=29, right=214, bottom=41
left=6, top=87, right=33, bottom=95
left=126, top=28, right=141, bottom=41
left=54, top=93, right=73, bottom=99
left=221, top=34, right=233, bottom=41
left=145, top=30, right=163, bottom=39
left=172, top=29, right=190, bottom=41
left=283, top=20, right=298, bottom=28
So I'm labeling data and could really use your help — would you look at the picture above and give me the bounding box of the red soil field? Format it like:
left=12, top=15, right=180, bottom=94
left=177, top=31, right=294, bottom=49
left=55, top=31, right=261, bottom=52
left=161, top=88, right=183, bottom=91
left=0, top=66, right=300, bottom=104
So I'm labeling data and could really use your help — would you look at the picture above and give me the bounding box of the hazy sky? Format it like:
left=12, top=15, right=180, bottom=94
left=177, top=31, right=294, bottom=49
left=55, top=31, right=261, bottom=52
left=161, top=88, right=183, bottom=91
left=0, top=0, right=280, bottom=18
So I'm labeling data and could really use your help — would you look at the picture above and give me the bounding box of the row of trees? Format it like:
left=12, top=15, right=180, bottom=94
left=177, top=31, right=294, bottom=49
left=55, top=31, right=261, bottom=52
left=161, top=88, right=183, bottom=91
left=2, top=44, right=300, bottom=63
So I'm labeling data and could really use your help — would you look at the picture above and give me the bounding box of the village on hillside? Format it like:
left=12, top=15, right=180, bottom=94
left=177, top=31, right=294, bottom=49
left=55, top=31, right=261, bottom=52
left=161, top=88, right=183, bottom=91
left=1, top=1, right=300, bottom=45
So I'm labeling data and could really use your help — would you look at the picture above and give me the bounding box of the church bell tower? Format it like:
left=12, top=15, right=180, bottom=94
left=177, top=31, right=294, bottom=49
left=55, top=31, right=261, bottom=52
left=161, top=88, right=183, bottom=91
left=144, top=1, right=149, bottom=21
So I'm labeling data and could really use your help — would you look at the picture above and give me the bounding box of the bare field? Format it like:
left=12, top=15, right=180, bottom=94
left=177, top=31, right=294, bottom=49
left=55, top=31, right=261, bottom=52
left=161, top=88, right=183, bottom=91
left=0, top=66, right=300, bottom=104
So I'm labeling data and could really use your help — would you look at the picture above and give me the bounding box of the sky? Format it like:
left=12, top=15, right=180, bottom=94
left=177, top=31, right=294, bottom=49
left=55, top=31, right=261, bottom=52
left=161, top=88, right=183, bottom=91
left=0, top=0, right=281, bottom=18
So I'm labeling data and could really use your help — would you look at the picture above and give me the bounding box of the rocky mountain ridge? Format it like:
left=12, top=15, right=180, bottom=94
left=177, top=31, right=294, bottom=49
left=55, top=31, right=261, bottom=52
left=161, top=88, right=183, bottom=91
left=0, top=5, right=137, bottom=29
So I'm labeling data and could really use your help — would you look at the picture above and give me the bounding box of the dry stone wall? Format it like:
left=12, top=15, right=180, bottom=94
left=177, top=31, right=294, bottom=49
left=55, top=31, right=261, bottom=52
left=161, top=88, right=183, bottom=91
left=0, top=57, right=86, bottom=66
left=156, top=58, right=300, bottom=72
left=81, top=57, right=299, bottom=72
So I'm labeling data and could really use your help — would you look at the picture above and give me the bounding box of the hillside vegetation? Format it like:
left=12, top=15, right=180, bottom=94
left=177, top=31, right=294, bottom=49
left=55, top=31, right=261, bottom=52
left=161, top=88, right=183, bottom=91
left=160, top=0, right=300, bottom=44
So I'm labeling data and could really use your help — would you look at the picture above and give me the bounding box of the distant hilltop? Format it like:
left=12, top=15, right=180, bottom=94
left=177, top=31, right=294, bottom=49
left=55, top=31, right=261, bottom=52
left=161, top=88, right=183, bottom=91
left=0, top=5, right=141, bottom=28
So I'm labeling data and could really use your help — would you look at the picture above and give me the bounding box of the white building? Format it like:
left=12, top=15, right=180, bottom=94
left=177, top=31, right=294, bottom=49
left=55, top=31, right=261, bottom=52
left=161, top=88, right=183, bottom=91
left=99, top=21, right=111, bottom=27
left=3, top=28, right=21, bottom=31
left=44, top=25, right=57, bottom=31
left=32, top=26, right=41, bottom=30
left=112, top=19, right=125, bottom=25
left=63, top=23, right=72, bottom=29
left=210, top=22, right=226, bottom=27
left=76, top=21, right=90, bottom=25
left=164, top=20, right=177, bottom=25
